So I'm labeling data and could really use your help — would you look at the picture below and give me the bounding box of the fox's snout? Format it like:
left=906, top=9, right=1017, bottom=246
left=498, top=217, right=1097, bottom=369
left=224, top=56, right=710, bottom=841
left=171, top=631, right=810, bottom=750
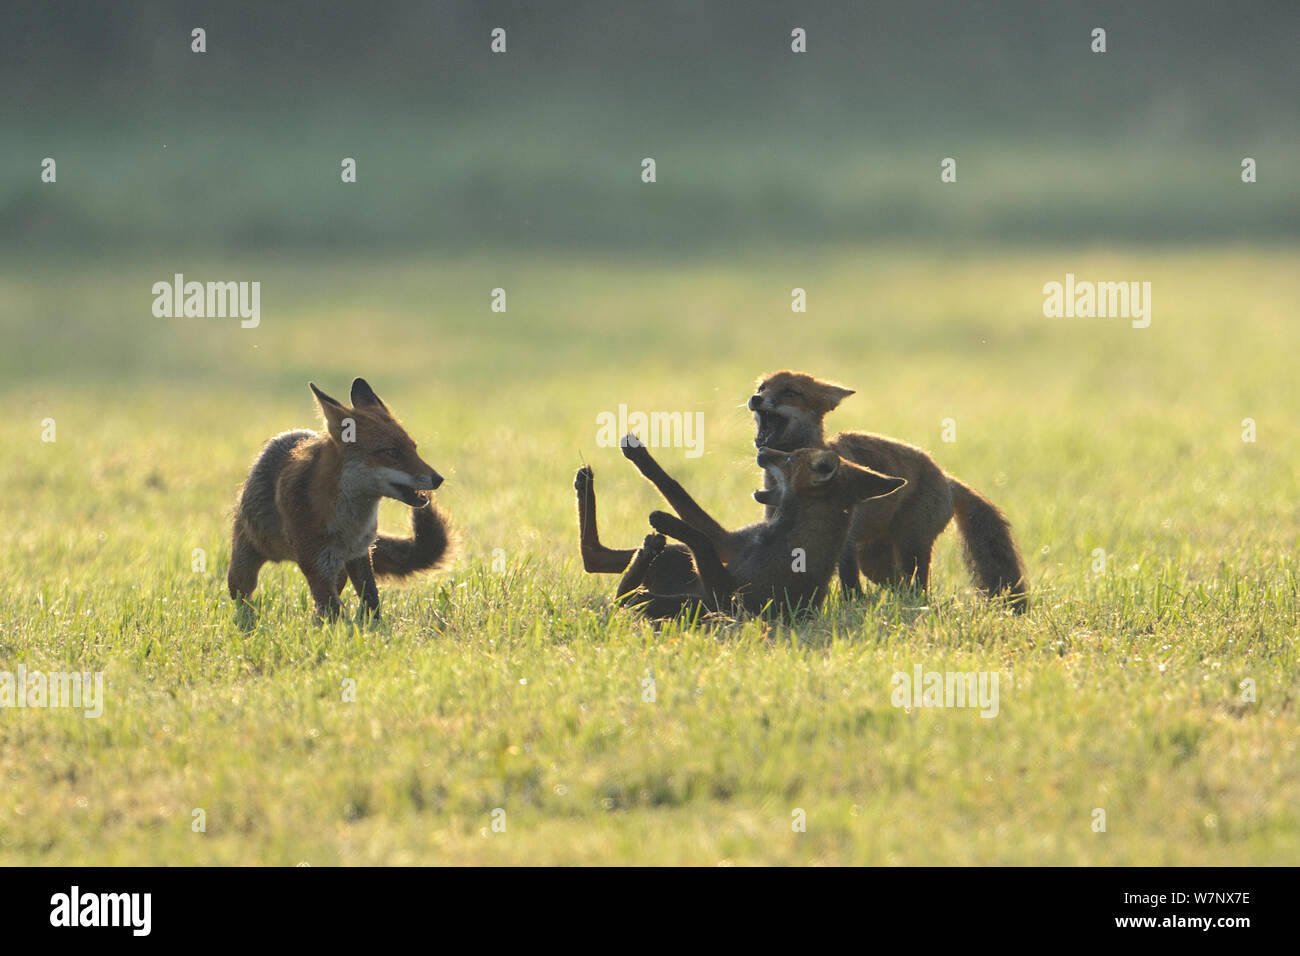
left=747, top=393, right=767, bottom=412
left=407, top=466, right=442, bottom=491
left=755, top=447, right=784, bottom=468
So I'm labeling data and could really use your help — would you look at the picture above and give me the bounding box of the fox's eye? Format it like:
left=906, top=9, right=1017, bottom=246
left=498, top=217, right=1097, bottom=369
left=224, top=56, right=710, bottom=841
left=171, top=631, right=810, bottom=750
left=382, top=448, right=401, bottom=460
left=783, top=389, right=801, bottom=399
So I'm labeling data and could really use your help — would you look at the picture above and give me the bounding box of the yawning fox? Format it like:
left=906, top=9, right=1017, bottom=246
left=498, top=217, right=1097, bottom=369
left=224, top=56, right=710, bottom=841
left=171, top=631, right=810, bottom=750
left=227, top=378, right=451, bottom=620
left=748, top=370, right=1029, bottom=611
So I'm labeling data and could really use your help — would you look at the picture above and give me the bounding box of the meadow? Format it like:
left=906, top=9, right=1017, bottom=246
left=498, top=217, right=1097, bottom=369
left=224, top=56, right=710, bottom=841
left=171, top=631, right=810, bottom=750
left=0, top=244, right=1296, bottom=864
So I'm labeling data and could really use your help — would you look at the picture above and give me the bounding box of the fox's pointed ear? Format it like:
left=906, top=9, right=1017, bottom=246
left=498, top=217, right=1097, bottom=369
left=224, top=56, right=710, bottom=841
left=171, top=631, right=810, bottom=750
left=815, top=380, right=855, bottom=410
left=350, top=377, right=387, bottom=410
left=309, top=382, right=344, bottom=408
left=852, top=465, right=905, bottom=501
left=309, top=382, right=349, bottom=442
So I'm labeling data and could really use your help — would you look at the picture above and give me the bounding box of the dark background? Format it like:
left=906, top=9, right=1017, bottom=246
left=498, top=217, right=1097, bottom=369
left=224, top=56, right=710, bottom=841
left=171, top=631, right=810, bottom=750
left=3, top=0, right=1296, bottom=252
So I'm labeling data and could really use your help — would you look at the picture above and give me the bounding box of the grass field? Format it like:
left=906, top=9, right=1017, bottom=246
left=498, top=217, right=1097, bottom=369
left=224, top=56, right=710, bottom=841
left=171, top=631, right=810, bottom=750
left=1, top=244, right=1297, bottom=864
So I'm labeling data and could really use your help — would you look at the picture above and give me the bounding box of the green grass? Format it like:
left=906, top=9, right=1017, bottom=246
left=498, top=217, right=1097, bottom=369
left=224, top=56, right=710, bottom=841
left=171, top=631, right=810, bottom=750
left=1, top=244, right=1297, bottom=864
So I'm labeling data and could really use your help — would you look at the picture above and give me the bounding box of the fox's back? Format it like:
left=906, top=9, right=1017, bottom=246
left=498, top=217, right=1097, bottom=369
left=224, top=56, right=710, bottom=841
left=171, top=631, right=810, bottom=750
left=829, top=431, right=942, bottom=481
left=233, top=429, right=315, bottom=557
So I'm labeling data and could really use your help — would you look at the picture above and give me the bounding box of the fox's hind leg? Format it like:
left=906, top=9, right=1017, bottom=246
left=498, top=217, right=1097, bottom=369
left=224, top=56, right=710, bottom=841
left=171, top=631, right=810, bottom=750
left=857, top=537, right=899, bottom=588
left=621, top=437, right=735, bottom=558
left=576, top=466, right=636, bottom=573
left=228, top=530, right=267, bottom=601
left=894, top=533, right=934, bottom=595
left=648, top=511, right=735, bottom=613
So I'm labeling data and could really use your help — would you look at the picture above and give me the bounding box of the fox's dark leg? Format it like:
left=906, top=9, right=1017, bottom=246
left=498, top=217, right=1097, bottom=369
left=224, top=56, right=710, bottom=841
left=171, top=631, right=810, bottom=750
left=837, top=542, right=862, bottom=596
left=621, top=438, right=736, bottom=558
left=299, top=556, right=344, bottom=620
left=575, top=466, right=636, bottom=573
left=857, top=537, right=898, bottom=588
left=335, top=568, right=348, bottom=596
left=228, top=530, right=267, bottom=601
left=895, top=533, right=934, bottom=594
left=347, top=556, right=381, bottom=616
left=617, top=533, right=665, bottom=604
left=648, top=511, right=735, bottom=613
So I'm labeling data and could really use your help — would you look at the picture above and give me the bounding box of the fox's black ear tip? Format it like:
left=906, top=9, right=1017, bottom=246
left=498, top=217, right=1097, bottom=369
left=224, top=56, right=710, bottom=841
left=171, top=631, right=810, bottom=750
left=351, top=377, right=369, bottom=389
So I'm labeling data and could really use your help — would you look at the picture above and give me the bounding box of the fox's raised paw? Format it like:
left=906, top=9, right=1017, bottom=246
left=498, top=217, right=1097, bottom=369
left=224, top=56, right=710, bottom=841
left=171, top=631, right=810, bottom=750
left=620, top=433, right=649, bottom=461
left=574, top=465, right=595, bottom=494
left=640, top=532, right=666, bottom=554
left=647, top=510, right=689, bottom=539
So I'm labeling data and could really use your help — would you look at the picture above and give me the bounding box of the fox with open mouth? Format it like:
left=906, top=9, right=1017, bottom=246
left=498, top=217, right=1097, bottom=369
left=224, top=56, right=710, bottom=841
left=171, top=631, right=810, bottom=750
left=228, top=377, right=451, bottom=620
left=749, top=370, right=1029, bottom=611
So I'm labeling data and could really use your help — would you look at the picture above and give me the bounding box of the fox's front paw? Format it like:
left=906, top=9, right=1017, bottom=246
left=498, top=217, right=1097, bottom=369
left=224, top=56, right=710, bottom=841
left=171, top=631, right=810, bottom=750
left=640, top=532, right=666, bottom=555
left=620, top=433, right=650, bottom=461
left=574, top=465, right=595, bottom=494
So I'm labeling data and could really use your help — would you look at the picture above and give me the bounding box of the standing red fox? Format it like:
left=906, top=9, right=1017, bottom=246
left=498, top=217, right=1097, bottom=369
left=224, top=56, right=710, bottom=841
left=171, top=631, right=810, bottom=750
left=228, top=378, right=451, bottom=620
left=749, top=370, right=1029, bottom=611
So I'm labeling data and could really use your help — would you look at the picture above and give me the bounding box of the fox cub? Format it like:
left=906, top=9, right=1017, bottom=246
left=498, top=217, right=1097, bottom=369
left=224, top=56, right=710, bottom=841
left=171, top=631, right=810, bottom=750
left=228, top=378, right=450, bottom=619
left=574, top=431, right=782, bottom=595
left=749, top=370, right=1028, bottom=611
left=608, top=439, right=904, bottom=619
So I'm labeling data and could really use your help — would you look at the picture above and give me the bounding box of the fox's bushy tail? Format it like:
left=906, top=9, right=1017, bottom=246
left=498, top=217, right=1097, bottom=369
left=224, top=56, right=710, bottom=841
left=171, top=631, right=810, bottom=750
left=949, top=478, right=1029, bottom=613
left=371, top=501, right=451, bottom=577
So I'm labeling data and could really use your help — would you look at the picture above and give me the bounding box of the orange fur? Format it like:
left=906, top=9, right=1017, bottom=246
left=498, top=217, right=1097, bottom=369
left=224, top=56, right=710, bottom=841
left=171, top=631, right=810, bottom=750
left=228, top=378, right=450, bottom=620
left=750, top=370, right=1028, bottom=611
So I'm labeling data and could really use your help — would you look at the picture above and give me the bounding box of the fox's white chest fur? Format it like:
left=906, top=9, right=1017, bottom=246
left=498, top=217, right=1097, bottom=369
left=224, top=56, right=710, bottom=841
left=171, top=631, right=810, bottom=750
left=326, top=461, right=383, bottom=560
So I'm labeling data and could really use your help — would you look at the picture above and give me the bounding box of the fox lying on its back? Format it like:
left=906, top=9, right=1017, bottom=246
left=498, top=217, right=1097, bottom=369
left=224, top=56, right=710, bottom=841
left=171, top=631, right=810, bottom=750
left=615, top=440, right=905, bottom=620
left=228, top=378, right=450, bottom=620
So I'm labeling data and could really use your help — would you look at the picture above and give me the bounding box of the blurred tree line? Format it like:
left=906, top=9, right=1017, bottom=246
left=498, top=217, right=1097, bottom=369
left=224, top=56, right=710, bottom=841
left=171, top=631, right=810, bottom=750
left=2, top=0, right=1295, bottom=250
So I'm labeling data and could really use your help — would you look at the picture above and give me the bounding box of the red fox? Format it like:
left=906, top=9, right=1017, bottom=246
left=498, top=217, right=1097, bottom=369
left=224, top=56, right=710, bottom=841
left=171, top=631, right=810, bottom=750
left=615, top=443, right=905, bottom=619
left=749, top=370, right=1029, bottom=611
left=227, top=378, right=451, bottom=619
